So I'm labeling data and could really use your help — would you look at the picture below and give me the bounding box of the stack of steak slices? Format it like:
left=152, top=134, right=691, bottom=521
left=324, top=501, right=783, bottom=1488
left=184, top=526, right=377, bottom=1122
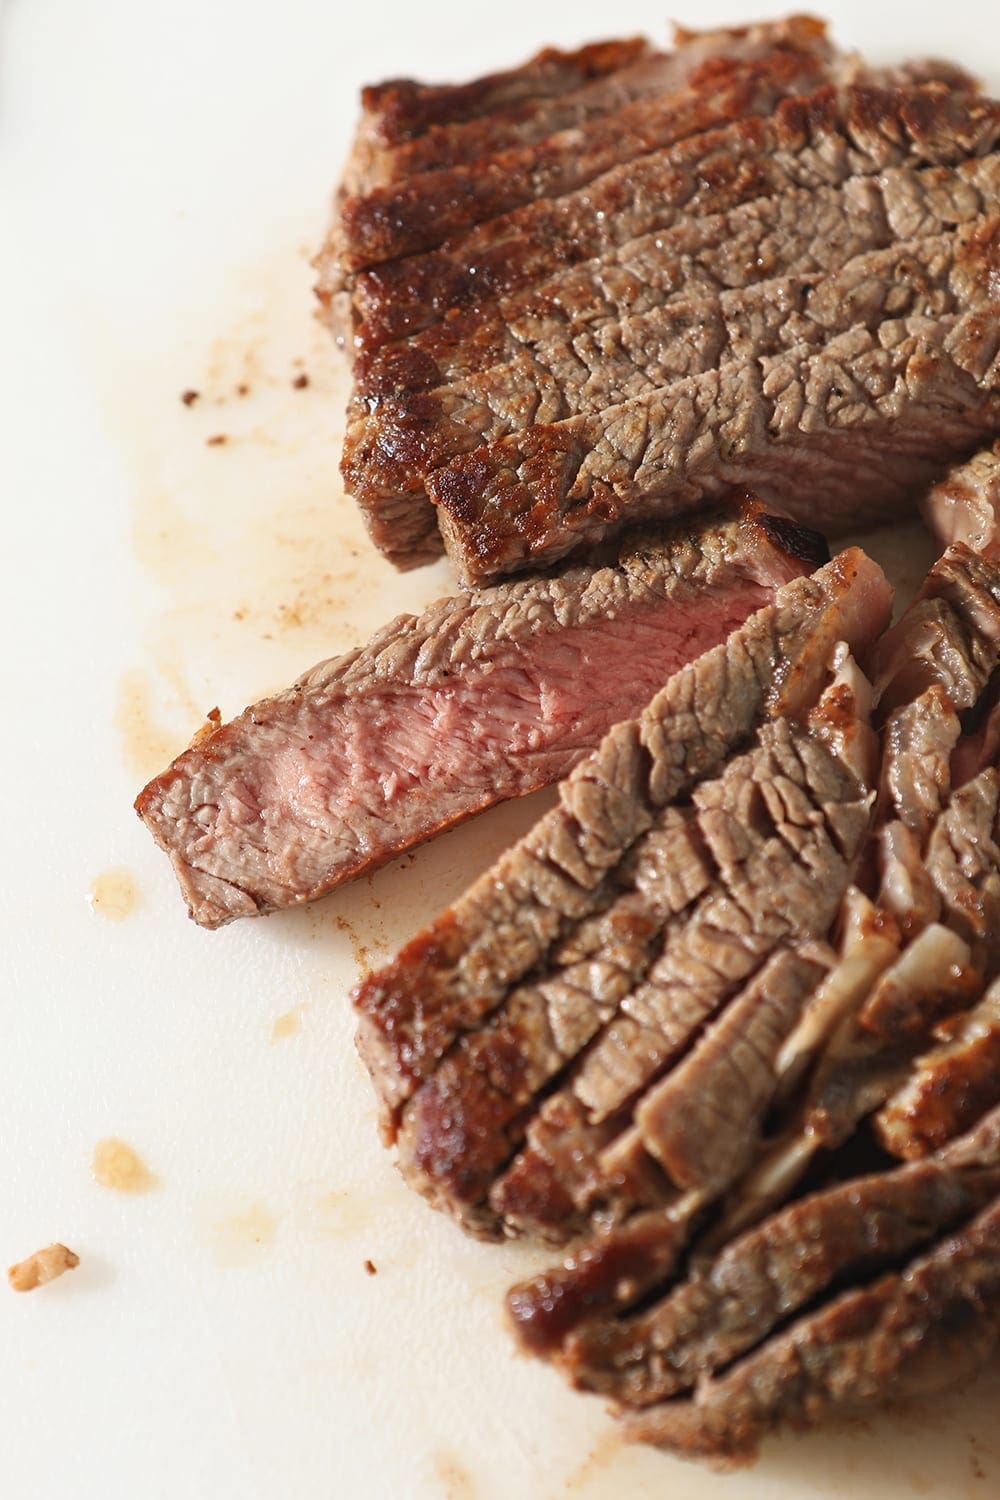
left=133, top=504, right=820, bottom=927
left=318, top=16, right=1000, bottom=579
left=353, top=541, right=1000, bottom=1464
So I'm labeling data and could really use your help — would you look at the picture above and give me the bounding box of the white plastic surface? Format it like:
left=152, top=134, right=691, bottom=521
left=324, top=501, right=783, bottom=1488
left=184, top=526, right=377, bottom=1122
left=1, top=3, right=998, bottom=1496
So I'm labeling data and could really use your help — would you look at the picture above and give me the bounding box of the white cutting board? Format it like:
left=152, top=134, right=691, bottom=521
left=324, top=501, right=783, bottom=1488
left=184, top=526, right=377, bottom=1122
left=2, top=3, right=999, bottom=1496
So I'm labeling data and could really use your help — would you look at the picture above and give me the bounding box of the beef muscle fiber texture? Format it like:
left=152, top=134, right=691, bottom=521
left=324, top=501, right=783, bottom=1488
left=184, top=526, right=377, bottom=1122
left=135, top=506, right=818, bottom=928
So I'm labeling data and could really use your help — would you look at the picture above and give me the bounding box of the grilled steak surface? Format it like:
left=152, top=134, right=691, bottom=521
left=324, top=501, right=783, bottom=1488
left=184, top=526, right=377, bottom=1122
left=354, top=549, right=890, bottom=1234
left=622, top=1190, right=1000, bottom=1468
left=136, top=508, right=814, bottom=928
left=354, top=548, right=890, bottom=1125
left=350, top=531, right=1000, bottom=1461
left=323, top=11, right=999, bottom=571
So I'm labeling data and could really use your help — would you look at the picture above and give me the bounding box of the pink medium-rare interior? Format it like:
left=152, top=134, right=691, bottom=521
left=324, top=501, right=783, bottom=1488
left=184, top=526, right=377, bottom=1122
left=162, top=578, right=778, bottom=913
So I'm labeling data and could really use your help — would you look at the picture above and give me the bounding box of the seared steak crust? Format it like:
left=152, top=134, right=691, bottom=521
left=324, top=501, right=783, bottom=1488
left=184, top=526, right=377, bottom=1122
left=432, top=293, right=1000, bottom=583
left=563, top=1111, right=1000, bottom=1405
left=622, top=1191, right=1000, bottom=1468
left=326, top=16, right=998, bottom=569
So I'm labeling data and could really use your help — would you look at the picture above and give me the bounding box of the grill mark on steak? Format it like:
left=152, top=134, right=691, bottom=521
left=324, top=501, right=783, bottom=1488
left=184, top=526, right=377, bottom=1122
left=562, top=1107, right=1000, bottom=1405
left=353, top=551, right=891, bottom=1123
left=431, top=296, right=1000, bottom=584
left=136, top=509, right=806, bottom=929
left=620, top=1191, right=1000, bottom=1468
left=337, top=41, right=840, bottom=270
left=344, top=224, right=997, bottom=527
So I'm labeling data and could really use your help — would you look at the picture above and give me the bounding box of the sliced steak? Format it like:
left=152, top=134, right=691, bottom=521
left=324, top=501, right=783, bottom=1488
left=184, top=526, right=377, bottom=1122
left=346, top=82, right=1000, bottom=351
left=354, top=549, right=891, bottom=1122
left=395, top=643, right=877, bottom=1239
left=344, top=224, right=997, bottom=540
left=620, top=1191, right=1000, bottom=1467
left=341, top=36, right=655, bottom=193
left=923, top=768, right=1000, bottom=974
left=136, top=508, right=814, bottom=929
left=922, top=436, right=1000, bottom=557
left=856, top=922, right=979, bottom=1040
left=432, top=295, right=1000, bottom=583
left=337, top=21, right=838, bottom=267
left=876, top=980, right=1000, bottom=1159
left=506, top=1205, right=695, bottom=1356
left=351, top=157, right=1000, bottom=403
left=878, top=685, right=959, bottom=845
left=564, top=1106, right=1000, bottom=1404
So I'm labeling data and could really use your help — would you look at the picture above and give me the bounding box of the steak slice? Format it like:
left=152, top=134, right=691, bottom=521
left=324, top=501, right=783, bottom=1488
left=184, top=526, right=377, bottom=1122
left=354, top=548, right=890, bottom=1120
left=487, top=663, right=876, bottom=1241
left=869, top=537, right=1000, bottom=711
left=345, top=81, right=1000, bottom=351
left=340, top=35, right=654, bottom=194
left=923, top=768, right=1000, bottom=975
left=432, top=294, right=1000, bottom=584
left=876, top=980, right=1000, bottom=1159
left=344, top=223, right=999, bottom=538
left=135, top=507, right=814, bottom=930
left=564, top=1106, right=1000, bottom=1405
left=351, top=156, right=1000, bottom=404
left=922, top=436, right=1000, bottom=557
left=620, top=1190, right=1000, bottom=1468
left=336, top=29, right=838, bottom=271
left=398, top=667, right=872, bottom=1239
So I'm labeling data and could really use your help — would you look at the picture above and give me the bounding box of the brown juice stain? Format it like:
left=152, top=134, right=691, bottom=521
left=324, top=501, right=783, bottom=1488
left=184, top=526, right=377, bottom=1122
left=115, top=669, right=187, bottom=784
left=562, top=1428, right=624, bottom=1492
left=209, top=1202, right=277, bottom=1267
left=432, top=1450, right=477, bottom=1500
left=88, top=867, right=138, bottom=921
left=86, top=236, right=456, bottom=791
left=92, top=1137, right=157, bottom=1193
left=271, top=1005, right=305, bottom=1042
left=309, top=1190, right=374, bottom=1239
left=335, top=915, right=375, bottom=977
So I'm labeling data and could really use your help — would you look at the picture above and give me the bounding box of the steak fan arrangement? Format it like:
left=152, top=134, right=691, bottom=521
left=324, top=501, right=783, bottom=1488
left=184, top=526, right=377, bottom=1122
left=136, top=12, right=1000, bottom=1472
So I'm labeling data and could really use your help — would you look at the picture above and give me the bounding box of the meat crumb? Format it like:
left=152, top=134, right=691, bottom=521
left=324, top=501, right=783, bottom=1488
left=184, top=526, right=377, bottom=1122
left=292, top=373, right=310, bottom=390
left=8, top=1243, right=80, bottom=1293
left=189, top=706, right=223, bottom=747
left=363, top=1258, right=377, bottom=1276
left=180, top=388, right=200, bottom=406
left=206, top=433, right=228, bottom=447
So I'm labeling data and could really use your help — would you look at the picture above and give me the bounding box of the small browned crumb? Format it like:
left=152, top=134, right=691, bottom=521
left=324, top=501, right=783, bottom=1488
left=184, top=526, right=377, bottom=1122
left=8, top=1243, right=79, bottom=1293
left=92, top=1138, right=156, bottom=1193
left=189, top=706, right=223, bottom=747
left=180, top=388, right=200, bottom=406
left=236, top=382, right=250, bottom=396
left=206, top=433, right=228, bottom=447
left=292, top=372, right=310, bottom=390
left=363, top=1258, right=377, bottom=1276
